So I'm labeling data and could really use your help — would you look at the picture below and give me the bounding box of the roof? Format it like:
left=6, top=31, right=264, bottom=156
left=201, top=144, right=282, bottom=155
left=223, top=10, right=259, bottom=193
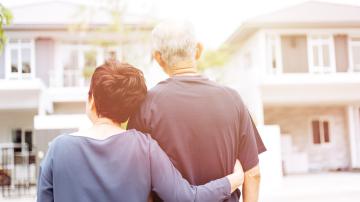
left=226, top=1, right=360, bottom=45
left=4, top=1, right=155, bottom=30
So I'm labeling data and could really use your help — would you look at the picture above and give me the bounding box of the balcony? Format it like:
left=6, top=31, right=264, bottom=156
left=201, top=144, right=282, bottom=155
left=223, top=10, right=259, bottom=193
left=0, top=79, right=45, bottom=110
left=261, top=73, right=360, bottom=105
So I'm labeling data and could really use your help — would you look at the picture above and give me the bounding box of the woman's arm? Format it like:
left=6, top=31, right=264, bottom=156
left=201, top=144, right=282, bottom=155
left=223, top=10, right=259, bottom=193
left=148, top=136, right=244, bottom=202
left=37, top=142, right=55, bottom=202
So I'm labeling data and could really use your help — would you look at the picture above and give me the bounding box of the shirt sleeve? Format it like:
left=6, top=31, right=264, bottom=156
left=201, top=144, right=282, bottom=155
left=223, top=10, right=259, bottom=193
left=37, top=140, right=55, bottom=202
left=127, top=98, right=152, bottom=134
left=237, top=109, right=266, bottom=172
left=148, top=136, right=231, bottom=202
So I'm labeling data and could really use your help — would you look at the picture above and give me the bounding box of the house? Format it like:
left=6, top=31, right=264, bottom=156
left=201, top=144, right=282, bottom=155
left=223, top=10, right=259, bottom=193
left=0, top=1, right=155, bottom=184
left=224, top=1, right=360, bottom=174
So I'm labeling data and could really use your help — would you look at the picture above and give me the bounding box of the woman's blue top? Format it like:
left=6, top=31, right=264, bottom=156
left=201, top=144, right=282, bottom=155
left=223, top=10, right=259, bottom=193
left=37, top=129, right=231, bottom=202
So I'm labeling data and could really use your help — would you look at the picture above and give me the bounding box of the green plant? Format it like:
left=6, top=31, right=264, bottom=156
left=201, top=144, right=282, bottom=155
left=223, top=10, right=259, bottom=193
left=0, top=4, right=13, bottom=52
left=197, top=45, right=231, bottom=71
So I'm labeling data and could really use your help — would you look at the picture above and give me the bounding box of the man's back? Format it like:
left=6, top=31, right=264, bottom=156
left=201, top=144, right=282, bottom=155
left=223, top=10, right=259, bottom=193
left=128, top=75, right=266, bottom=201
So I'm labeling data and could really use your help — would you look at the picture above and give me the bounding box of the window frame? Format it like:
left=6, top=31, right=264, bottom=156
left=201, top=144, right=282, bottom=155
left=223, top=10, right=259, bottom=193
left=309, top=116, right=333, bottom=146
left=348, top=36, right=360, bottom=73
left=266, top=35, right=283, bottom=74
left=5, top=39, right=36, bottom=80
left=307, top=35, right=336, bottom=74
left=57, top=44, right=122, bottom=87
left=11, top=128, right=33, bottom=152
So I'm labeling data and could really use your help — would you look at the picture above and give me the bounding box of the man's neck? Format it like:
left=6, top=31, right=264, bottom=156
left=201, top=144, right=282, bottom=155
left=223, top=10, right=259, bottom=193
left=169, top=61, right=199, bottom=77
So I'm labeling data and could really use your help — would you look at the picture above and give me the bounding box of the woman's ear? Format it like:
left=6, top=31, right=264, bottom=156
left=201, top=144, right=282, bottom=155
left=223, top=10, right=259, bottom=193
left=89, top=95, right=96, bottom=113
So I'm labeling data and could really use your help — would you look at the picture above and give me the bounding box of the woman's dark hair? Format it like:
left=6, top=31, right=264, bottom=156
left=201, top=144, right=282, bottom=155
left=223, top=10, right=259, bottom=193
left=88, top=61, right=147, bottom=123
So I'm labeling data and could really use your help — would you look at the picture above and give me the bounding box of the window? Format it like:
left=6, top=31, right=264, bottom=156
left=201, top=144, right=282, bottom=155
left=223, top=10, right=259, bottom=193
left=267, top=36, right=281, bottom=74
left=349, top=37, right=360, bottom=72
left=308, top=35, right=335, bottom=74
left=11, top=129, right=33, bottom=152
left=59, top=44, right=121, bottom=87
left=311, top=119, right=330, bottom=145
left=6, top=39, right=35, bottom=79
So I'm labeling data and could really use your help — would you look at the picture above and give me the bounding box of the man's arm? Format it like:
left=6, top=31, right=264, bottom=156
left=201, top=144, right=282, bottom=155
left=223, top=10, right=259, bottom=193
left=242, top=164, right=261, bottom=202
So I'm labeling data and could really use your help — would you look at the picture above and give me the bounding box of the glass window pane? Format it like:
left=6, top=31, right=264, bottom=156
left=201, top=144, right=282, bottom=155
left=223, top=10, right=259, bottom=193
left=271, top=44, right=277, bottom=69
left=322, top=45, right=330, bottom=67
left=63, top=50, right=79, bottom=87
left=21, top=48, right=31, bottom=74
left=84, top=50, right=97, bottom=68
left=323, top=121, right=330, bottom=143
left=105, top=50, right=117, bottom=62
left=64, top=50, right=79, bottom=70
left=11, top=49, right=18, bottom=73
left=352, top=46, right=360, bottom=72
left=312, top=120, right=321, bottom=144
left=83, top=50, right=97, bottom=84
left=25, top=131, right=33, bottom=152
left=9, top=39, right=18, bottom=43
left=20, top=39, right=31, bottom=43
left=313, top=46, right=319, bottom=66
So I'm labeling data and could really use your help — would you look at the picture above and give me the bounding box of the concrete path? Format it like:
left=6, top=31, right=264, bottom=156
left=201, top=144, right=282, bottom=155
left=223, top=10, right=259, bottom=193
left=260, top=172, right=360, bottom=202
left=1, top=172, right=360, bottom=202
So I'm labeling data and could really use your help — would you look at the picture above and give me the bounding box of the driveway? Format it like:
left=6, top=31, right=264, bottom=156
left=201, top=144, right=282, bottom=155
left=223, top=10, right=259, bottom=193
left=260, top=172, right=360, bottom=202
left=1, top=172, right=360, bottom=202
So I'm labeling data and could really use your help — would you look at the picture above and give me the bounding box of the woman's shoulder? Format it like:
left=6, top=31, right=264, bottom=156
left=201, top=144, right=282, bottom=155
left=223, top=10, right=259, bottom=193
left=47, top=133, right=80, bottom=150
left=127, top=129, right=152, bottom=144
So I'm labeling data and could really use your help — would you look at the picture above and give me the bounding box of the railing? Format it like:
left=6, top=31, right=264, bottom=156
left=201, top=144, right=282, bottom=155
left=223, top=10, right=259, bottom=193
left=0, top=143, right=36, bottom=198
left=49, top=69, right=90, bottom=88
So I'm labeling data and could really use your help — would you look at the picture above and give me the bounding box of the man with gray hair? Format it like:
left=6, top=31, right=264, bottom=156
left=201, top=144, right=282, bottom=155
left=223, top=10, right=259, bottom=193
left=128, top=20, right=266, bottom=202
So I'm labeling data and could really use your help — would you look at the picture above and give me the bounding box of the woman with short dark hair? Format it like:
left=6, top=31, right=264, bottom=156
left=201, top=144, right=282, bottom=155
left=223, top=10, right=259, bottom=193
left=37, top=61, right=243, bottom=202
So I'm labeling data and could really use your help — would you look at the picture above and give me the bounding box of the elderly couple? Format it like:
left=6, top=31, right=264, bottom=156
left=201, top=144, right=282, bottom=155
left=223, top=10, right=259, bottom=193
left=37, top=20, right=266, bottom=202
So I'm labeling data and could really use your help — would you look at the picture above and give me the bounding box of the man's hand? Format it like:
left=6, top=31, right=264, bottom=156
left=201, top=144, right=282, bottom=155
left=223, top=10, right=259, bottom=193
left=242, top=164, right=261, bottom=202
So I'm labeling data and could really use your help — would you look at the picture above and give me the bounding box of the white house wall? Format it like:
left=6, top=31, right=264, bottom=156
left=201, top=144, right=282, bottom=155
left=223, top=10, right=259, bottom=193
left=264, top=106, right=351, bottom=171
left=224, top=31, right=266, bottom=124
left=0, top=109, right=37, bottom=143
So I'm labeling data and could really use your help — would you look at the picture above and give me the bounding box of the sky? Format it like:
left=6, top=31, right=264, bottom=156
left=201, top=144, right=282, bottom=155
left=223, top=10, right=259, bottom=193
left=2, top=0, right=360, bottom=49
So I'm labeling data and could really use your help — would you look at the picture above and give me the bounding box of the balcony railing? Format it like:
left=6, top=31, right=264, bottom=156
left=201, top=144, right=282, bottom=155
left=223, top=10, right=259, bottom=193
left=49, top=69, right=90, bottom=88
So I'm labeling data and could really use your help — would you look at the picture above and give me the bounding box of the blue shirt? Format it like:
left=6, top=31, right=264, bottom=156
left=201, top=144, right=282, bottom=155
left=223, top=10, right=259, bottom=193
left=37, top=129, right=231, bottom=202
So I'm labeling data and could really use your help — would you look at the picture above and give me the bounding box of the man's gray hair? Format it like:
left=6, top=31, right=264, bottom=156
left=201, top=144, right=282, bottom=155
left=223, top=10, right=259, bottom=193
left=151, top=20, right=197, bottom=67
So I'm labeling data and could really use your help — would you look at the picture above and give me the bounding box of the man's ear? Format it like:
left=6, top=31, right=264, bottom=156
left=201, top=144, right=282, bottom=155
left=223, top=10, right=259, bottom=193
left=153, top=51, right=171, bottom=75
left=195, top=43, right=203, bottom=60
left=153, top=51, right=167, bottom=69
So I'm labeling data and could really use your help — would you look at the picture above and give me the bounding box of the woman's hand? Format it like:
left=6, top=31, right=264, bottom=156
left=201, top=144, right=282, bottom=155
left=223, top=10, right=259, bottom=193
left=226, top=159, right=244, bottom=193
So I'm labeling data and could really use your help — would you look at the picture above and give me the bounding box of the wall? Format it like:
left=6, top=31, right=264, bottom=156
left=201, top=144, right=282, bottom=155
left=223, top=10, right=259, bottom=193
left=334, top=35, right=349, bottom=72
left=264, top=106, right=351, bottom=171
left=35, top=38, right=55, bottom=86
left=0, top=109, right=37, bottom=143
left=223, top=31, right=266, bottom=124
left=281, top=35, right=308, bottom=73
left=53, top=102, right=86, bottom=114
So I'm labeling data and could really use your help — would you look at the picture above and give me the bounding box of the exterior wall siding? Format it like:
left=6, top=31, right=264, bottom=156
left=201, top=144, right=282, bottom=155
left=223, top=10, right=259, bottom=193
left=334, top=35, right=349, bottom=72
left=0, top=109, right=37, bottom=143
left=35, top=38, right=55, bottom=86
left=53, top=102, right=86, bottom=114
left=281, top=35, right=309, bottom=73
left=264, top=106, right=351, bottom=171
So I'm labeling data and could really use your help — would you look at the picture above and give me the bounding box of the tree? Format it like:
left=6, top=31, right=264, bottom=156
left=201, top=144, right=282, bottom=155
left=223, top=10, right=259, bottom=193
left=70, top=0, right=153, bottom=79
left=197, top=45, right=231, bottom=72
left=0, top=4, right=13, bottom=52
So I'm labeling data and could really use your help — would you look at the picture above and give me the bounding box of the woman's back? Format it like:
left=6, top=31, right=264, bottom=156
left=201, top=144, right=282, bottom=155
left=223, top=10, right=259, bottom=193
left=38, top=129, right=233, bottom=202
left=39, top=130, right=152, bottom=202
